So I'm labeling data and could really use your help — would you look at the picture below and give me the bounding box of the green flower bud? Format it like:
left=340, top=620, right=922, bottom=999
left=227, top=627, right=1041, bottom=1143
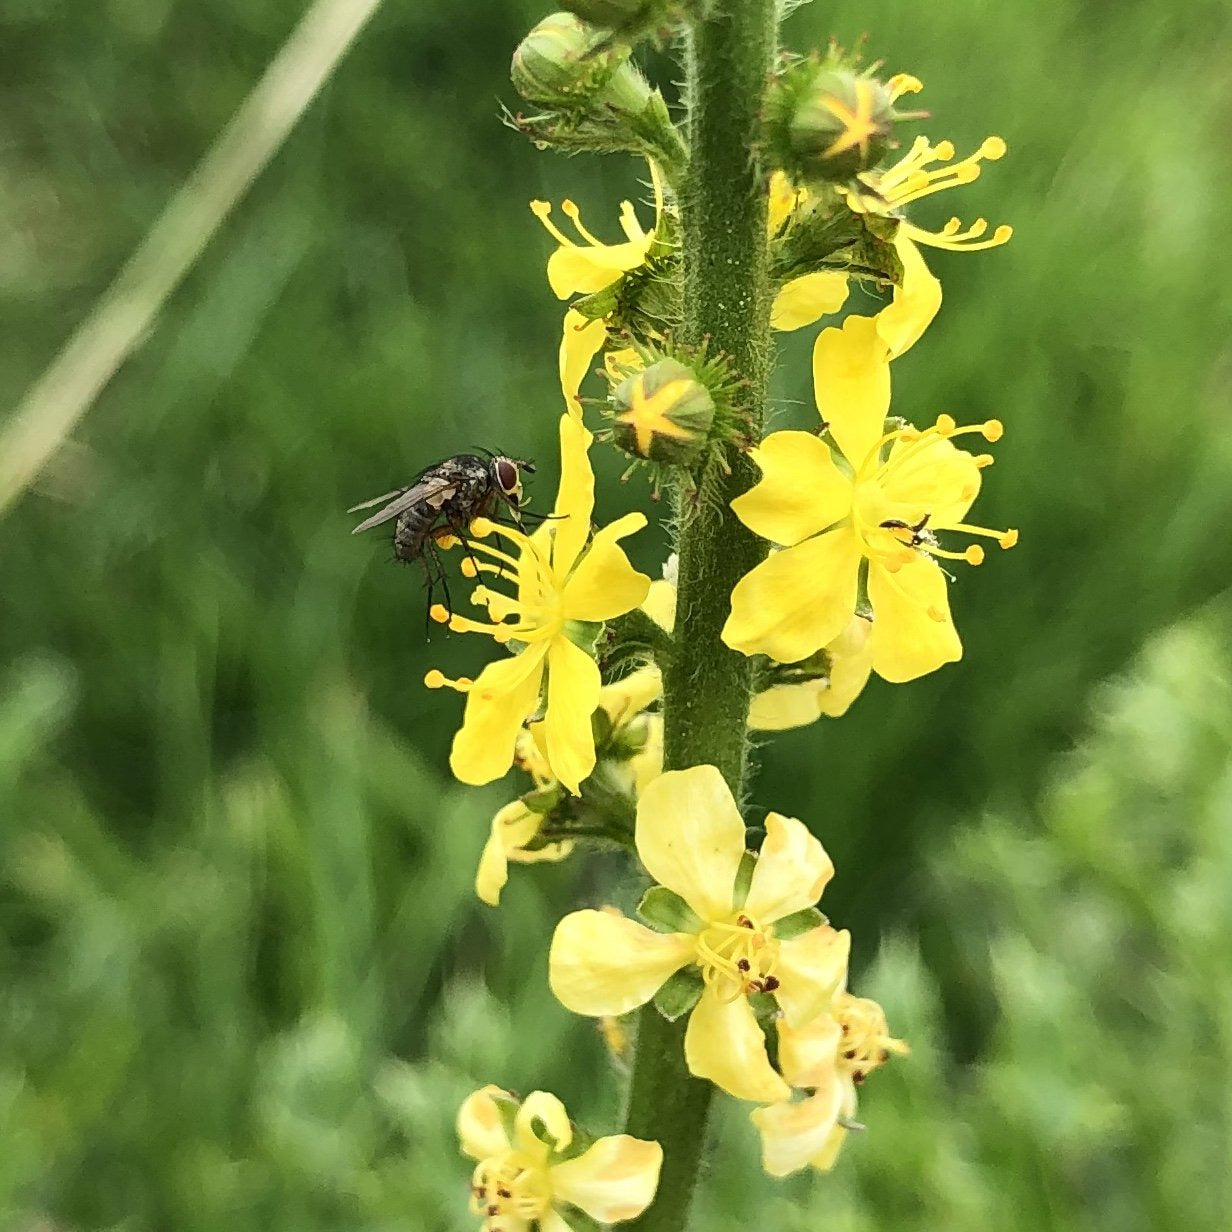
left=511, top=12, right=630, bottom=107
left=766, top=59, right=905, bottom=186
left=609, top=360, right=715, bottom=466
left=561, top=0, right=677, bottom=36
left=789, top=67, right=895, bottom=182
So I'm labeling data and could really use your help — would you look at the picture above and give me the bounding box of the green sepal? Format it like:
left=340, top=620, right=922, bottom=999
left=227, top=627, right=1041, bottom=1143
left=522, top=783, right=566, bottom=815
left=565, top=619, right=604, bottom=656
left=653, top=966, right=704, bottom=1021
left=637, top=885, right=703, bottom=933
left=493, top=1093, right=521, bottom=1144
left=772, top=906, right=828, bottom=940
left=747, top=991, right=780, bottom=1029
left=732, top=848, right=757, bottom=907
left=555, top=1204, right=604, bottom=1232
left=548, top=1122, right=596, bottom=1164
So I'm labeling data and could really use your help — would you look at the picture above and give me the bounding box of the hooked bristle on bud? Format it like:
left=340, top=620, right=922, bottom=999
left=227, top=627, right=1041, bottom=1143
left=510, top=12, right=632, bottom=107
left=609, top=359, right=716, bottom=466
left=765, top=57, right=920, bottom=187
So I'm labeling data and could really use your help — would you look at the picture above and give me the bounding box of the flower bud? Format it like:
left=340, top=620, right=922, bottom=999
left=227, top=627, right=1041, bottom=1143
left=609, top=359, right=715, bottom=466
left=511, top=12, right=630, bottom=107
left=561, top=0, right=676, bottom=36
left=767, top=61, right=900, bottom=185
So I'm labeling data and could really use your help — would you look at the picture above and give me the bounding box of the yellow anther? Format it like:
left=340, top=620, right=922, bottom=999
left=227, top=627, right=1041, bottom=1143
left=887, top=72, right=923, bottom=100
left=932, top=140, right=955, bottom=161
left=965, top=545, right=986, bottom=565
left=974, top=454, right=995, bottom=469
left=981, top=419, right=1004, bottom=442
left=470, top=517, right=496, bottom=538
left=424, top=669, right=445, bottom=688
left=461, top=558, right=479, bottom=579
left=1000, top=529, right=1019, bottom=549
left=935, top=413, right=957, bottom=434
left=982, top=136, right=1008, bottom=159
left=429, top=603, right=451, bottom=624
left=530, top=200, right=551, bottom=217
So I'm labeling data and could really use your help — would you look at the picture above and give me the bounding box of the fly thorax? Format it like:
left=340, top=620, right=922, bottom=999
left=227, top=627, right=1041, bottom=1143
left=694, top=912, right=782, bottom=1001
left=470, top=1151, right=552, bottom=1231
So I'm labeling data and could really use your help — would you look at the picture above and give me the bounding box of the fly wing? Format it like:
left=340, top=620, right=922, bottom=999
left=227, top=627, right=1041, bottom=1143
left=349, top=476, right=460, bottom=535
left=347, top=487, right=406, bottom=514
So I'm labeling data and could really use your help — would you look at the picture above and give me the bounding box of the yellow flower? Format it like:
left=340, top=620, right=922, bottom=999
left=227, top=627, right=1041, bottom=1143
left=532, top=162, right=666, bottom=419
left=750, top=989, right=907, bottom=1176
left=426, top=414, right=651, bottom=793
left=722, top=315, right=1017, bottom=682
left=747, top=614, right=874, bottom=729
left=770, top=79, right=1010, bottom=354
left=458, top=1086, right=662, bottom=1231
left=643, top=572, right=874, bottom=729
left=475, top=669, right=664, bottom=906
left=549, top=765, right=850, bottom=1103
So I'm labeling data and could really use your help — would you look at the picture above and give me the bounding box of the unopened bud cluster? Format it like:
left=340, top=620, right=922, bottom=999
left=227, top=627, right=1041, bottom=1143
left=609, top=359, right=715, bottom=465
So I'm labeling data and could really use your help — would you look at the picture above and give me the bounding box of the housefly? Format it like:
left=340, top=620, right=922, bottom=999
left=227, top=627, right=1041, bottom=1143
left=349, top=452, right=539, bottom=623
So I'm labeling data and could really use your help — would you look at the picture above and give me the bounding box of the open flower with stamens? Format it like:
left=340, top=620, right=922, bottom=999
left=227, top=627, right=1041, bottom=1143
left=751, top=988, right=908, bottom=1176
left=426, top=414, right=650, bottom=793
left=722, top=315, right=1017, bottom=681
left=531, top=161, right=667, bottom=417
left=458, top=1086, right=662, bottom=1232
left=770, top=76, right=1010, bottom=354
left=549, top=765, right=850, bottom=1103
left=476, top=668, right=664, bottom=906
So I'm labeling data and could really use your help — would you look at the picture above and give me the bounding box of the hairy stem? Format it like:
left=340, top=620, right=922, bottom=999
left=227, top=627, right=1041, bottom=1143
left=622, top=3, right=779, bottom=1229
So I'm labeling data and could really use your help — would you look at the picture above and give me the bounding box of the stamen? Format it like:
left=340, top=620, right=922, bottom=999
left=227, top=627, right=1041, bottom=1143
left=429, top=603, right=451, bottom=625
left=887, top=72, right=923, bottom=101
left=424, top=669, right=472, bottom=693
left=560, top=199, right=606, bottom=247
left=529, top=200, right=576, bottom=249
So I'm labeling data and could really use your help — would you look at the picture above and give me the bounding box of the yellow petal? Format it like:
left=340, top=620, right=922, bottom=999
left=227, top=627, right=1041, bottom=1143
left=543, top=637, right=602, bottom=794
left=750, top=1075, right=847, bottom=1177
left=867, top=556, right=962, bottom=683
left=550, top=1135, right=663, bottom=1223
left=598, top=664, right=663, bottom=727
left=515, top=1090, right=572, bottom=1158
left=562, top=513, right=652, bottom=621
left=560, top=310, right=607, bottom=420
left=874, top=234, right=942, bottom=358
left=880, top=434, right=982, bottom=527
left=722, top=528, right=862, bottom=664
left=813, top=315, right=892, bottom=470
left=744, top=813, right=834, bottom=923
left=771, top=271, right=850, bottom=332
left=777, top=1012, right=843, bottom=1088
left=774, top=926, right=850, bottom=1028
left=731, top=431, right=854, bottom=547
left=547, top=236, right=652, bottom=299
left=457, top=1085, right=513, bottom=1160
left=767, top=170, right=805, bottom=234
left=551, top=413, right=597, bottom=580
left=747, top=681, right=827, bottom=731
left=641, top=578, right=677, bottom=632
left=474, top=800, right=540, bottom=907
left=684, top=985, right=790, bottom=1103
left=549, top=909, right=695, bottom=1016
left=635, top=765, right=746, bottom=923
left=818, top=614, right=874, bottom=717
left=449, top=646, right=548, bottom=786
left=539, top=1212, right=572, bottom=1232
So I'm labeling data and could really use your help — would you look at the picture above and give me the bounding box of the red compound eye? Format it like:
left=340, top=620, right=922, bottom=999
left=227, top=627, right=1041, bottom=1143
left=495, top=458, right=519, bottom=494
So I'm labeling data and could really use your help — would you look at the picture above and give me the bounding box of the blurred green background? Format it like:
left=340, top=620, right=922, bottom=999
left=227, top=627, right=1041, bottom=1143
left=2, top=0, right=1230, bottom=1228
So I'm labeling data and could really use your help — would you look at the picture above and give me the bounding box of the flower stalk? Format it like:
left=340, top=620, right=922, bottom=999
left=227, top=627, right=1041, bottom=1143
left=620, top=2, right=781, bottom=1229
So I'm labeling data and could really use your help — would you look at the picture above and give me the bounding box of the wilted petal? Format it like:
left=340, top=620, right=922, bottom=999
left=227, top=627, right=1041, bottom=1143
left=550, top=1135, right=663, bottom=1223
left=875, top=234, right=942, bottom=358
left=744, top=813, right=834, bottom=923
left=549, top=909, right=695, bottom=1016
left=684, top=985, right=790, bottom=1103
left=635, top=765, right=746, bottom=923
left=722, top=528, right=862, bottom=665
left=867, top=556, right=962, bottom=683
left=731, top=432, right=853, bottom=547
left=543, top=638, right=602, bottom=794
left=813, top=315, right=892, bottom=470
left=817, top=614, right=874, bottom=717
left=777, top=1012, right=843, bottom=1088
left=750, top=1073, right=847, bottom=1177
left=474, top=800, right=540, bottom=906
left=457, top=1085, right=513, bottom=1161
left=771, top=271, right=850, bottom=332
left=774, top=926, right=850, bottom=1028
left=449, top=647, right=549, bottom=785
left=562, top=513, right=652, bottom=621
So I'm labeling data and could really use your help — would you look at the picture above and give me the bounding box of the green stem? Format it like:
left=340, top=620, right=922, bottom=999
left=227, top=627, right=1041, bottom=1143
left=622, top=4, right=779, bottom=1229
